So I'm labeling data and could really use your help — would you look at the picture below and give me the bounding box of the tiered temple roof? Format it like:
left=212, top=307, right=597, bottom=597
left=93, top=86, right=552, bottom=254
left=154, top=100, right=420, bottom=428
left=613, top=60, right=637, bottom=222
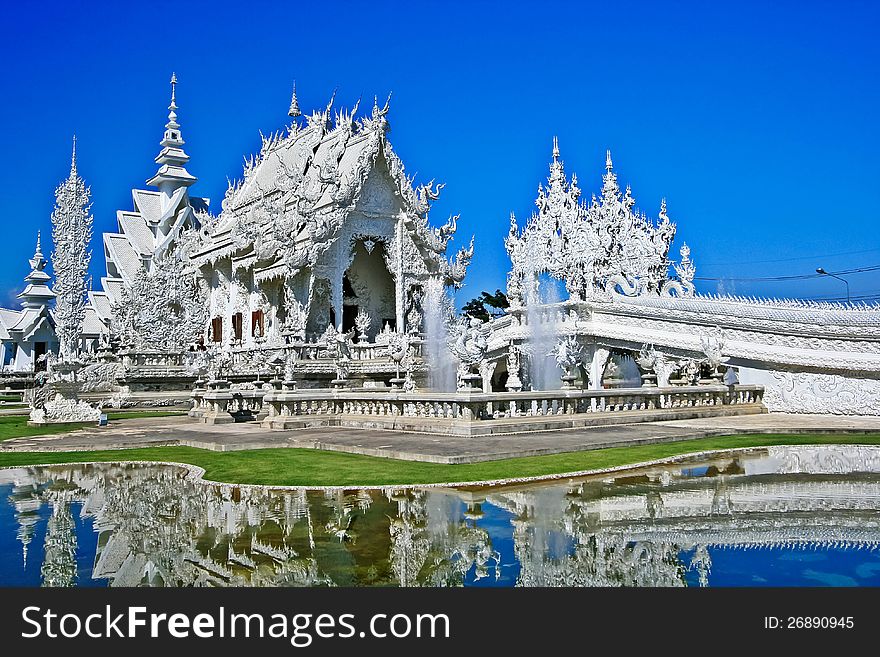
left=0, top=234, right=56, bottom=345
left=92, top=74, right=209, bottom=327
left=190, top=92, right=472, bottom=287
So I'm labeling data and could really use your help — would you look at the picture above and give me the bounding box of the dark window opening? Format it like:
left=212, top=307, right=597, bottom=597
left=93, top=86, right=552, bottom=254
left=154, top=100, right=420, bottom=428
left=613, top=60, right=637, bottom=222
left=251, top=310, right=265, bottom=337
left=232, top=313, right=243, bottom=341
left=34, top=341, right=47, bottom=372
left=211, top=317, right=223, bottom=343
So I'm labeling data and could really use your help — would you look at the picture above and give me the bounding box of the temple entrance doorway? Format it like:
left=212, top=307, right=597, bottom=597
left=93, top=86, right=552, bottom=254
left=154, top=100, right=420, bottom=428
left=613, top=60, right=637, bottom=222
left=34, top=341, right=47, bottom=372
left=342, top=305, right=358, bottom=334
left=342, top=239, right=396, bottom=342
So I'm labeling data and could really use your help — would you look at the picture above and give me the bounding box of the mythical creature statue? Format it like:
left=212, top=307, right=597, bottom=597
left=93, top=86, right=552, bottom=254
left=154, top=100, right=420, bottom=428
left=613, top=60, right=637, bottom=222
left=385, top=331, right=409, bottom=381
left=505, top=343, right=523, bottom=391
left=700, top=329, right=729, bottom=369
left=636, top=344, right=677, bottom=387
left=448, top=317, right=489, bottom=389
left=322, top=324, right=354, bottom=381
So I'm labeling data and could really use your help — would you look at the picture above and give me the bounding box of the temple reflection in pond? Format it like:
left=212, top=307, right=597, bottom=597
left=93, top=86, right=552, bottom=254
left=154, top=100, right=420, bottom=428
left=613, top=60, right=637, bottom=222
left=2, top=445, right=880, bottom=587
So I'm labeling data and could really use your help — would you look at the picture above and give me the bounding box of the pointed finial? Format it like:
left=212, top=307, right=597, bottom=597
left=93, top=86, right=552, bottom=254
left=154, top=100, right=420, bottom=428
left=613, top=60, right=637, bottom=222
left=166, top=72, right=179, bottom=129
left=29, top=231, right=47, bottom=272
left=372, top=95, right=379, bottom=118
left=325, top=87, right=337, bottom=115
left=351, top=95, right=361, bottom=118
left=552, top=136, right=559, bottom=161
left=288, top=81, right=301, bottom=117
left=605, top=149, right=613, bottom=171
left=382, top=92, right=392, bottom=113
left=170, top=72, right=178, bottom=106
left=70, top=135, right=78, bottom=177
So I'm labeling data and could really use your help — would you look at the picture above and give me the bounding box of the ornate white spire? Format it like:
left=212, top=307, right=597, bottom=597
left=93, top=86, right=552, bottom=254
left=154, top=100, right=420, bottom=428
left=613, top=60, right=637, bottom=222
left=32, top=231, right=44, bottom=269
left=147, top=72, right=196, bottom=193
left=18, top=231, right=55, bottom=309
left=70, top=135, right=77, bottom=177
left=605, top=149, right=613, bottom=171
left=51, top=141, right=93, bottom=361
left=547, top=137, right=565, bottom=186
left=288, top=81, right=301, bottom=117
left=167, top=72, right=179, bottom=129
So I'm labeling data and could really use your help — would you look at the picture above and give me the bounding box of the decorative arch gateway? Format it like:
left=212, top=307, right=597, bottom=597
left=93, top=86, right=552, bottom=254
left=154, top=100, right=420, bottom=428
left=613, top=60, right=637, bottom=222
left=504, top=139, right=695, bottom=306
left=498, top=140, right=699, bottom=391
left=491, top=141, right=880, bottom=412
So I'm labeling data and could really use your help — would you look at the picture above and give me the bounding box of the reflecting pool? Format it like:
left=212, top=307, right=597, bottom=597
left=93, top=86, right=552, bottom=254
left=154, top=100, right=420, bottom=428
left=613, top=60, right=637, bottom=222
left=2, top=445, right=880, bottom=587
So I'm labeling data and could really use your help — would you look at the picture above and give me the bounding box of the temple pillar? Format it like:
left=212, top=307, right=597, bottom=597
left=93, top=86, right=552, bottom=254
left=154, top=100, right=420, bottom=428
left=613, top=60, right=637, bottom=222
left=480, top=360, right=498, bottom=393
left=394, top=214, right=406, bottom=332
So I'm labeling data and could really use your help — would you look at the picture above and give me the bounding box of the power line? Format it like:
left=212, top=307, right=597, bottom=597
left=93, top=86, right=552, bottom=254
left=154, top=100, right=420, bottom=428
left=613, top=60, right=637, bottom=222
left=807, top=289, right=880, bottom=300
left=699, top=246, right=880, bottom=267
left=694, top=264, right=880, bottom=282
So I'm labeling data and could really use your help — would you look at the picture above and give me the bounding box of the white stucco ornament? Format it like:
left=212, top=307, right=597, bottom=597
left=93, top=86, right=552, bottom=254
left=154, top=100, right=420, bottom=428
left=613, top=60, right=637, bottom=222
left=505, top=141, right=689, bottom=304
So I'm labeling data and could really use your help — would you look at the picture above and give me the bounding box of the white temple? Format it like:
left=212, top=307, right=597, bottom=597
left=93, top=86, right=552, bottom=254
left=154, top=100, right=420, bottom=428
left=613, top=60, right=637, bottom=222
left=5, top=74, right=879, bottom=423
left=0, top=235, right=57, bottom=372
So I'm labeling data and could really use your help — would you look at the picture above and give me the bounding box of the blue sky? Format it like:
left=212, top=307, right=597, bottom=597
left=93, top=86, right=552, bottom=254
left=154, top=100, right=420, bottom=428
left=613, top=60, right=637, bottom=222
left=1, top=0, right=878, bottom=307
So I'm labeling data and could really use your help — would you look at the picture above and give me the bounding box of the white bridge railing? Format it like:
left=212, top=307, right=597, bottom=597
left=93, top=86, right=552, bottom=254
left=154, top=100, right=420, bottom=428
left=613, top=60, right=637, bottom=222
left=256, top=384, right=763, bottom=422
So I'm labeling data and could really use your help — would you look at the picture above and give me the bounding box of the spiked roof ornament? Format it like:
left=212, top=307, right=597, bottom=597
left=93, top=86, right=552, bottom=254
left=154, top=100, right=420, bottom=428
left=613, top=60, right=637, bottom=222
left=605, top=149, right=613, bottom=171
left=147, top=72, right=197, bottom=190
left=30, top=232, right=47, bottom=272
left=70, top=135, right=78, bottom=177
left=288, top=81, right=301, bottom=117
left=325, top=88, right=337, bottom=115
left=167, top=72, right=179, bottom=130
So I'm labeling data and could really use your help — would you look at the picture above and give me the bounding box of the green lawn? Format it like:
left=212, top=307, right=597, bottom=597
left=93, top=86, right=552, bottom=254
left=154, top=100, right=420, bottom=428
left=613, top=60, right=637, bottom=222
left=1, top=433, right=878, bottom=487
left=0, top=411, right=187, bottom=442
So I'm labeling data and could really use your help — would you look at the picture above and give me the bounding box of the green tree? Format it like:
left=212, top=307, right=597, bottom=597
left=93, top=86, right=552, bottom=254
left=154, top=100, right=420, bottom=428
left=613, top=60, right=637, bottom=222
left=462, top=289, right=509, bottom=321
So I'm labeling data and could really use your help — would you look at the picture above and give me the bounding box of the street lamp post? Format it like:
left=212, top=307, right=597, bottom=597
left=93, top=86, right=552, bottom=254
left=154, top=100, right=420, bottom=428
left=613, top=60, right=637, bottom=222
left=816, top=268, right=850, bottom=304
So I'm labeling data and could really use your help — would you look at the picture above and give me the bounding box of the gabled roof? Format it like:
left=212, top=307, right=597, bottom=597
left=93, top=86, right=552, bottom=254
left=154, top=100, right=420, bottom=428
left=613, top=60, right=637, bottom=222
left=100, top=277, right=125, bottom=306
left=189, top=102, right=466, bottom=280
left=104, top=233, right=142, bottom=283
left=117, top=211, right=155, bottom=256
left=88, top=290, right=113, bottom=322
left=82, top=306, right=107, bottom=336
left=132, top=189, right=161, bottom=224
left=0, top=309, right=20, bottom=340
left=7, top=308, right=53, bottom=341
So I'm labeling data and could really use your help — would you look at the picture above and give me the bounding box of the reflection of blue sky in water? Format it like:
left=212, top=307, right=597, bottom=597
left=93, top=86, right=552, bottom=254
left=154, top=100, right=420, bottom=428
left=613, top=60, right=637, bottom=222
left=2, top=445, right=880, bottom=587
left=0, top=493, right=107, bottom=587
left=679, top=546, right=880, bottom=587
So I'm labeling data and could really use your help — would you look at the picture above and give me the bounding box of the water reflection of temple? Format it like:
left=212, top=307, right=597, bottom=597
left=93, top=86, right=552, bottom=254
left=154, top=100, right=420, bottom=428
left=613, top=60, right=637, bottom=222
left=2, top=445, right=879, bottom=587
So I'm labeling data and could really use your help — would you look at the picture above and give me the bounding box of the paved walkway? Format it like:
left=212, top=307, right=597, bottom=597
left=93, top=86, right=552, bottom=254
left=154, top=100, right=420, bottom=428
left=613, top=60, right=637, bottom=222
left=2, top=413, right=879, bottom=464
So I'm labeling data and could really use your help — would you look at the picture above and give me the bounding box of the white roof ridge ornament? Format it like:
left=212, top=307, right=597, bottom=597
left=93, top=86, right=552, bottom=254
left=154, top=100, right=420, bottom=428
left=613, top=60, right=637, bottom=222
left=288, top=81, right=301, bottom=118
